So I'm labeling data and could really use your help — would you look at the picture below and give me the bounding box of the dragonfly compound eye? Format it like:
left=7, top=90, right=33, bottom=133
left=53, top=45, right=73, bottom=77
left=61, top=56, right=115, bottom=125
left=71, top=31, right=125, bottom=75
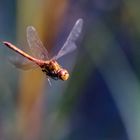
left=58, top=69, right=69, bottom=81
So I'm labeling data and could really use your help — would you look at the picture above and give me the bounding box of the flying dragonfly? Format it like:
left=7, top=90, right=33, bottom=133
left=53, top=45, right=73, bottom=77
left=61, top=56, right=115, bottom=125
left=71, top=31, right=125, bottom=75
left=2, top=18, right=83, bottom=83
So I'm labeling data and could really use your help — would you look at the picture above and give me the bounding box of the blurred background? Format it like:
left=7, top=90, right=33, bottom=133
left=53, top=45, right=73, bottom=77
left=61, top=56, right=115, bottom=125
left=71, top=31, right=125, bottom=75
left=0, top=0, right=140, bottom=140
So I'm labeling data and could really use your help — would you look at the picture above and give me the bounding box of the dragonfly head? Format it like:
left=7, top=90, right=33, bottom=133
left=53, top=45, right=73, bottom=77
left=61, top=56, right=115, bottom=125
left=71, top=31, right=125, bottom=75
left=58, top=69, right=69, bottom=81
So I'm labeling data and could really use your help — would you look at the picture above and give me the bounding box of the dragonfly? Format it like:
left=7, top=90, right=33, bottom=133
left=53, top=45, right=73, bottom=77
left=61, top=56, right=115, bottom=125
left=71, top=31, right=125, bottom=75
left=2, top=18, right=83, bottom=84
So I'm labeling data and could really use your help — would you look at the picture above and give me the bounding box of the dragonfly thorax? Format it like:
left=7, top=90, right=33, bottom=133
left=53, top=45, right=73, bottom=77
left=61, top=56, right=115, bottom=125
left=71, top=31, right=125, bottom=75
left=41, top=60, right=69, bottom=80
left=48, top=60, right=61, bottom=71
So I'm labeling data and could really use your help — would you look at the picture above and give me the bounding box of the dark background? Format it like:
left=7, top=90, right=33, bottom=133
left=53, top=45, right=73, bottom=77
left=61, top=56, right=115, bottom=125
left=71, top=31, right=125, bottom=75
left=0, top=0, right=140, bottom=140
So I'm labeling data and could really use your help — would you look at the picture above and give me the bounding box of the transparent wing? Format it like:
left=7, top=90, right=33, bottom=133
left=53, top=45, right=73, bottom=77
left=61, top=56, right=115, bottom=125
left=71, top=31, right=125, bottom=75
left=9, top=57, right=38, bottom=70
left=27, top=26, right=49, bottom=60
left=53, top=18, right=83, bottom=60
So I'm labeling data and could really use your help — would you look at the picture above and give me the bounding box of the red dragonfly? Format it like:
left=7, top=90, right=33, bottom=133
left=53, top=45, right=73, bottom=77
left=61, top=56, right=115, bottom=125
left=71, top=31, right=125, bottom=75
left=2, top=18, right=83, bottom=84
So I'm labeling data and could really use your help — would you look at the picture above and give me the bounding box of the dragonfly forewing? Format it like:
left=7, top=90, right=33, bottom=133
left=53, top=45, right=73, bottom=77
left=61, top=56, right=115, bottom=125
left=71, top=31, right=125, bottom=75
left=27, top=26, right=49, bottom=60
left=53, top=18, right=83, bottom=60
